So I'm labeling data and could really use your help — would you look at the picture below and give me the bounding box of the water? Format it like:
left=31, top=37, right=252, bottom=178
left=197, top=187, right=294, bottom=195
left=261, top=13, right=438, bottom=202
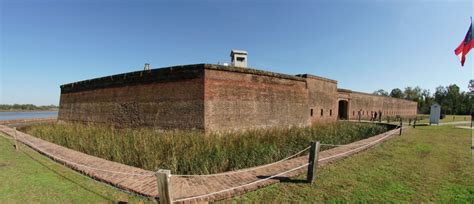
left=0, top=111, right=58, bottom=121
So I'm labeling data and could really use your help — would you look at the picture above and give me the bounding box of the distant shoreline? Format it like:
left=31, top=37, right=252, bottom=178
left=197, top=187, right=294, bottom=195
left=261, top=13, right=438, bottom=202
left=0, top=109, right=58, bottom=113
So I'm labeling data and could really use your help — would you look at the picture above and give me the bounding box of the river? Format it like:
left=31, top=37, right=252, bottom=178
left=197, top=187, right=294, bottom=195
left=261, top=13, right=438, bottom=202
left=0, top=111, right=58, bottom=121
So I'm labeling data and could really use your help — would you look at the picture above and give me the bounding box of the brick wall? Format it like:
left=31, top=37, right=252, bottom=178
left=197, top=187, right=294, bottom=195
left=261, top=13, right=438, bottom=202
left=299, top=75, right=338, bottom=124
left=58, top=65, right=205, bottom=130
left=344, top=91, right=418, bottom=120
left=203, top=65, right=309, bottom=132
left=58, top=63, right=418, bottom=132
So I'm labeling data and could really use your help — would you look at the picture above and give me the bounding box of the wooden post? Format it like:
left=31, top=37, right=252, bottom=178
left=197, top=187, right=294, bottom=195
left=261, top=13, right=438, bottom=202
left=307, top=141, right=320, bottom=184
left=413, top=119, right=416, bottom=128
left=156, top=169, right=172, bottom=204
left=399, top=120, right=403, bottom=136
left=409, top=119, right=412, bottom=126
left=13, top=127, right=19, bottom=151
left=471, top=115, right=473, bottom=128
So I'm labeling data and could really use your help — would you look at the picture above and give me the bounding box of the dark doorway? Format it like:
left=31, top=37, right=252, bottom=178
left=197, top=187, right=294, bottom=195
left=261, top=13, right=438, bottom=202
left=338, top=100, right=349, bottom=120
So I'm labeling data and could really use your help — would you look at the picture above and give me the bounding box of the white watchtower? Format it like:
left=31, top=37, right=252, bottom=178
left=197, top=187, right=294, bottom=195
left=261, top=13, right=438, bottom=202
left=230, top=50, right=248, bottom=68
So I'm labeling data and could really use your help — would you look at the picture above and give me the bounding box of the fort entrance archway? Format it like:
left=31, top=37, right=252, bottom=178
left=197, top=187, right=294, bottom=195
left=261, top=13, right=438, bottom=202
left=338, top=100, right=349, bottom=120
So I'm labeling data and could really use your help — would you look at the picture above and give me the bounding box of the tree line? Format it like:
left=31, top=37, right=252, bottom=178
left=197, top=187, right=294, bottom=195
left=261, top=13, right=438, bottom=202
left=0, top=104, right=59, bottom=111
left=373, top=80, right=474, bottom=115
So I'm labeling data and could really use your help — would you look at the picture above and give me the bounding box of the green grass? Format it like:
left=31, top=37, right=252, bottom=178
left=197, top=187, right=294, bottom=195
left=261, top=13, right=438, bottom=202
left=0, top=134, right=149, bottom=203
left=230, top=124, right=474, bottom=202
left=3, top=124, right=472, bottom=202
left=21, top=122, right=390, bottom=175
left=417, top=114, right=472, bottom=123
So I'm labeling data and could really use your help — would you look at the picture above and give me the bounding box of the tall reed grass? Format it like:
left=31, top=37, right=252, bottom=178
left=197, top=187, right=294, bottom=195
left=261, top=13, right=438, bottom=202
left=21, top=122, right=389, bottom=175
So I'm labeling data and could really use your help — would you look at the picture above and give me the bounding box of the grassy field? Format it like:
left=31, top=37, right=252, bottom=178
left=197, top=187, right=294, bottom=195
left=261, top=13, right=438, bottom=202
left=2, top=124, right=472, bottom=202
left=21, top=122, right=389, bottom=175
left=417, top=114, right=472, bottom=123
left=230, top=124, right=474, bottom=202
left=0, top=134, right=149, bottom=203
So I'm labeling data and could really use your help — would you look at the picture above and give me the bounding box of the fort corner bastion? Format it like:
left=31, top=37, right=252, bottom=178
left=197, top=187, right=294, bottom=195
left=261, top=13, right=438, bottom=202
left=58, top=63, right=417, bottom=133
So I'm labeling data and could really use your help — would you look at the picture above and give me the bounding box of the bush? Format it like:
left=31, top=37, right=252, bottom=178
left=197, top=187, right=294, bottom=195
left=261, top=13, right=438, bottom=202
left=22, top=122, right=390, bottom=175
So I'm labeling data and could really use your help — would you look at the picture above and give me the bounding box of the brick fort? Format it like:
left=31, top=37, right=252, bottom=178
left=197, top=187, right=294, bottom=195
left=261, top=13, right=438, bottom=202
left=58, top=50, right=417, bottom=132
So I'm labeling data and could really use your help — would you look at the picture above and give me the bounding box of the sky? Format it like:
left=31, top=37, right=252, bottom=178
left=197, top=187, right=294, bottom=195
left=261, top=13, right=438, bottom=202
left=0, top=0, right=473, bottom=105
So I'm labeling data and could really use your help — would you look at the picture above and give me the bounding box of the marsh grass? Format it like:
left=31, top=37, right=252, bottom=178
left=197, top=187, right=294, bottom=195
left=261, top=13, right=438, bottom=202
left=21, top=122, right=389, bottom=175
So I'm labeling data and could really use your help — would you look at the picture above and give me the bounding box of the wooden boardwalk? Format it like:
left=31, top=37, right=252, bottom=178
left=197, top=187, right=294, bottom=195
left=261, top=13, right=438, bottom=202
left=0, top=125, right=401, bottom=203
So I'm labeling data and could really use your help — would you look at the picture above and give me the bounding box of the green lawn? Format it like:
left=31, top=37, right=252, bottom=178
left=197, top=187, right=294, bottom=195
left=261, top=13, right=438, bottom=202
left=0, top=134, right=149, bottom=203
left=417, top=114, right=472, bottom=123
left=230, top=125, right=474, bottom=202
left=1, top=124, right=473, bottom=203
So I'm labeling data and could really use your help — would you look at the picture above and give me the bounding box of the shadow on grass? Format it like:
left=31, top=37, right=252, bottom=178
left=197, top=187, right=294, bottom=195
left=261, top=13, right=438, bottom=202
left=256, top=175, right=308, bottom=184
left=413, top=124, right=429, bottom=127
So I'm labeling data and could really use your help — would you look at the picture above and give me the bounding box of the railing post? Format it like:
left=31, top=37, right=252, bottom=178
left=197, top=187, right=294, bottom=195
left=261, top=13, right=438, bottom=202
left=13, top=127, right=19, bottom=151
left=471, top=115, right=473, bottom=128
left=307, top=141, right=320, bottom=184
left=156, top=169, right=172, bottom=204
left=399, top=120, right=403, bottom=136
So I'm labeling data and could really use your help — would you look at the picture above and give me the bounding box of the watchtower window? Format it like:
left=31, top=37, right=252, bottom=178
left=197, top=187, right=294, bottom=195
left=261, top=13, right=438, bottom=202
left=353, top=111, right=355, bottom=116
left=320, top=109, right=323, bottom=116
left=330, top=109, right=332, bottom=116
left=310, top=109, right=313, bottom=117
left=236, top=57, right=245, bottom=62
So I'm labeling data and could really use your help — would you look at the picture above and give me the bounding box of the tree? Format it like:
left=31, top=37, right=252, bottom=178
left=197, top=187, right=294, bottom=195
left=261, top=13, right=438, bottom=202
left=433, top=84, right=469, bottom=115
left=403, top=86, right=423, bottom=112
left=404, top=86, right=422, bottom=101
left=419, top=89, right=433, bottom=114
left=445, top=84, right=462, bottom=114
left=384, top=83, right=471, bottom=115
left=421, top=89, right=431, bottom=100
left=390, top=88, right=404, bottom=98
left=373, top=89, right=389, bottom=96
left=469, top=79, right=474, bottom=94
left=434, top=86, right=448, bottom=114
left=434, top=86, right=447, bottom=103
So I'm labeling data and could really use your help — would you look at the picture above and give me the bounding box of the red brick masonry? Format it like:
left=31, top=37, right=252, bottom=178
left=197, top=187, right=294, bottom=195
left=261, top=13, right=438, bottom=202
left=0, top=125, right=403, bottom=203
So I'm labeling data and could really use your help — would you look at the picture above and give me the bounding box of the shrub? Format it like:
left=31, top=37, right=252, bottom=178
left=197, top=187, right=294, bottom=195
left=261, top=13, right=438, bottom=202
left=22, top=122, right=389, bottom=175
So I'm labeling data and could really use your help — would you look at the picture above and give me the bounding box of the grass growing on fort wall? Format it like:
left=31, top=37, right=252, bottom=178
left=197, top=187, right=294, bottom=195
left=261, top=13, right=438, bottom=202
left=21, top=122, right=389, bottom=175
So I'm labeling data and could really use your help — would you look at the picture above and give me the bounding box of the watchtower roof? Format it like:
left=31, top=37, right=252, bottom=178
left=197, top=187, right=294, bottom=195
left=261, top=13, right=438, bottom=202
left=230, top=50, right=248, bottom=56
